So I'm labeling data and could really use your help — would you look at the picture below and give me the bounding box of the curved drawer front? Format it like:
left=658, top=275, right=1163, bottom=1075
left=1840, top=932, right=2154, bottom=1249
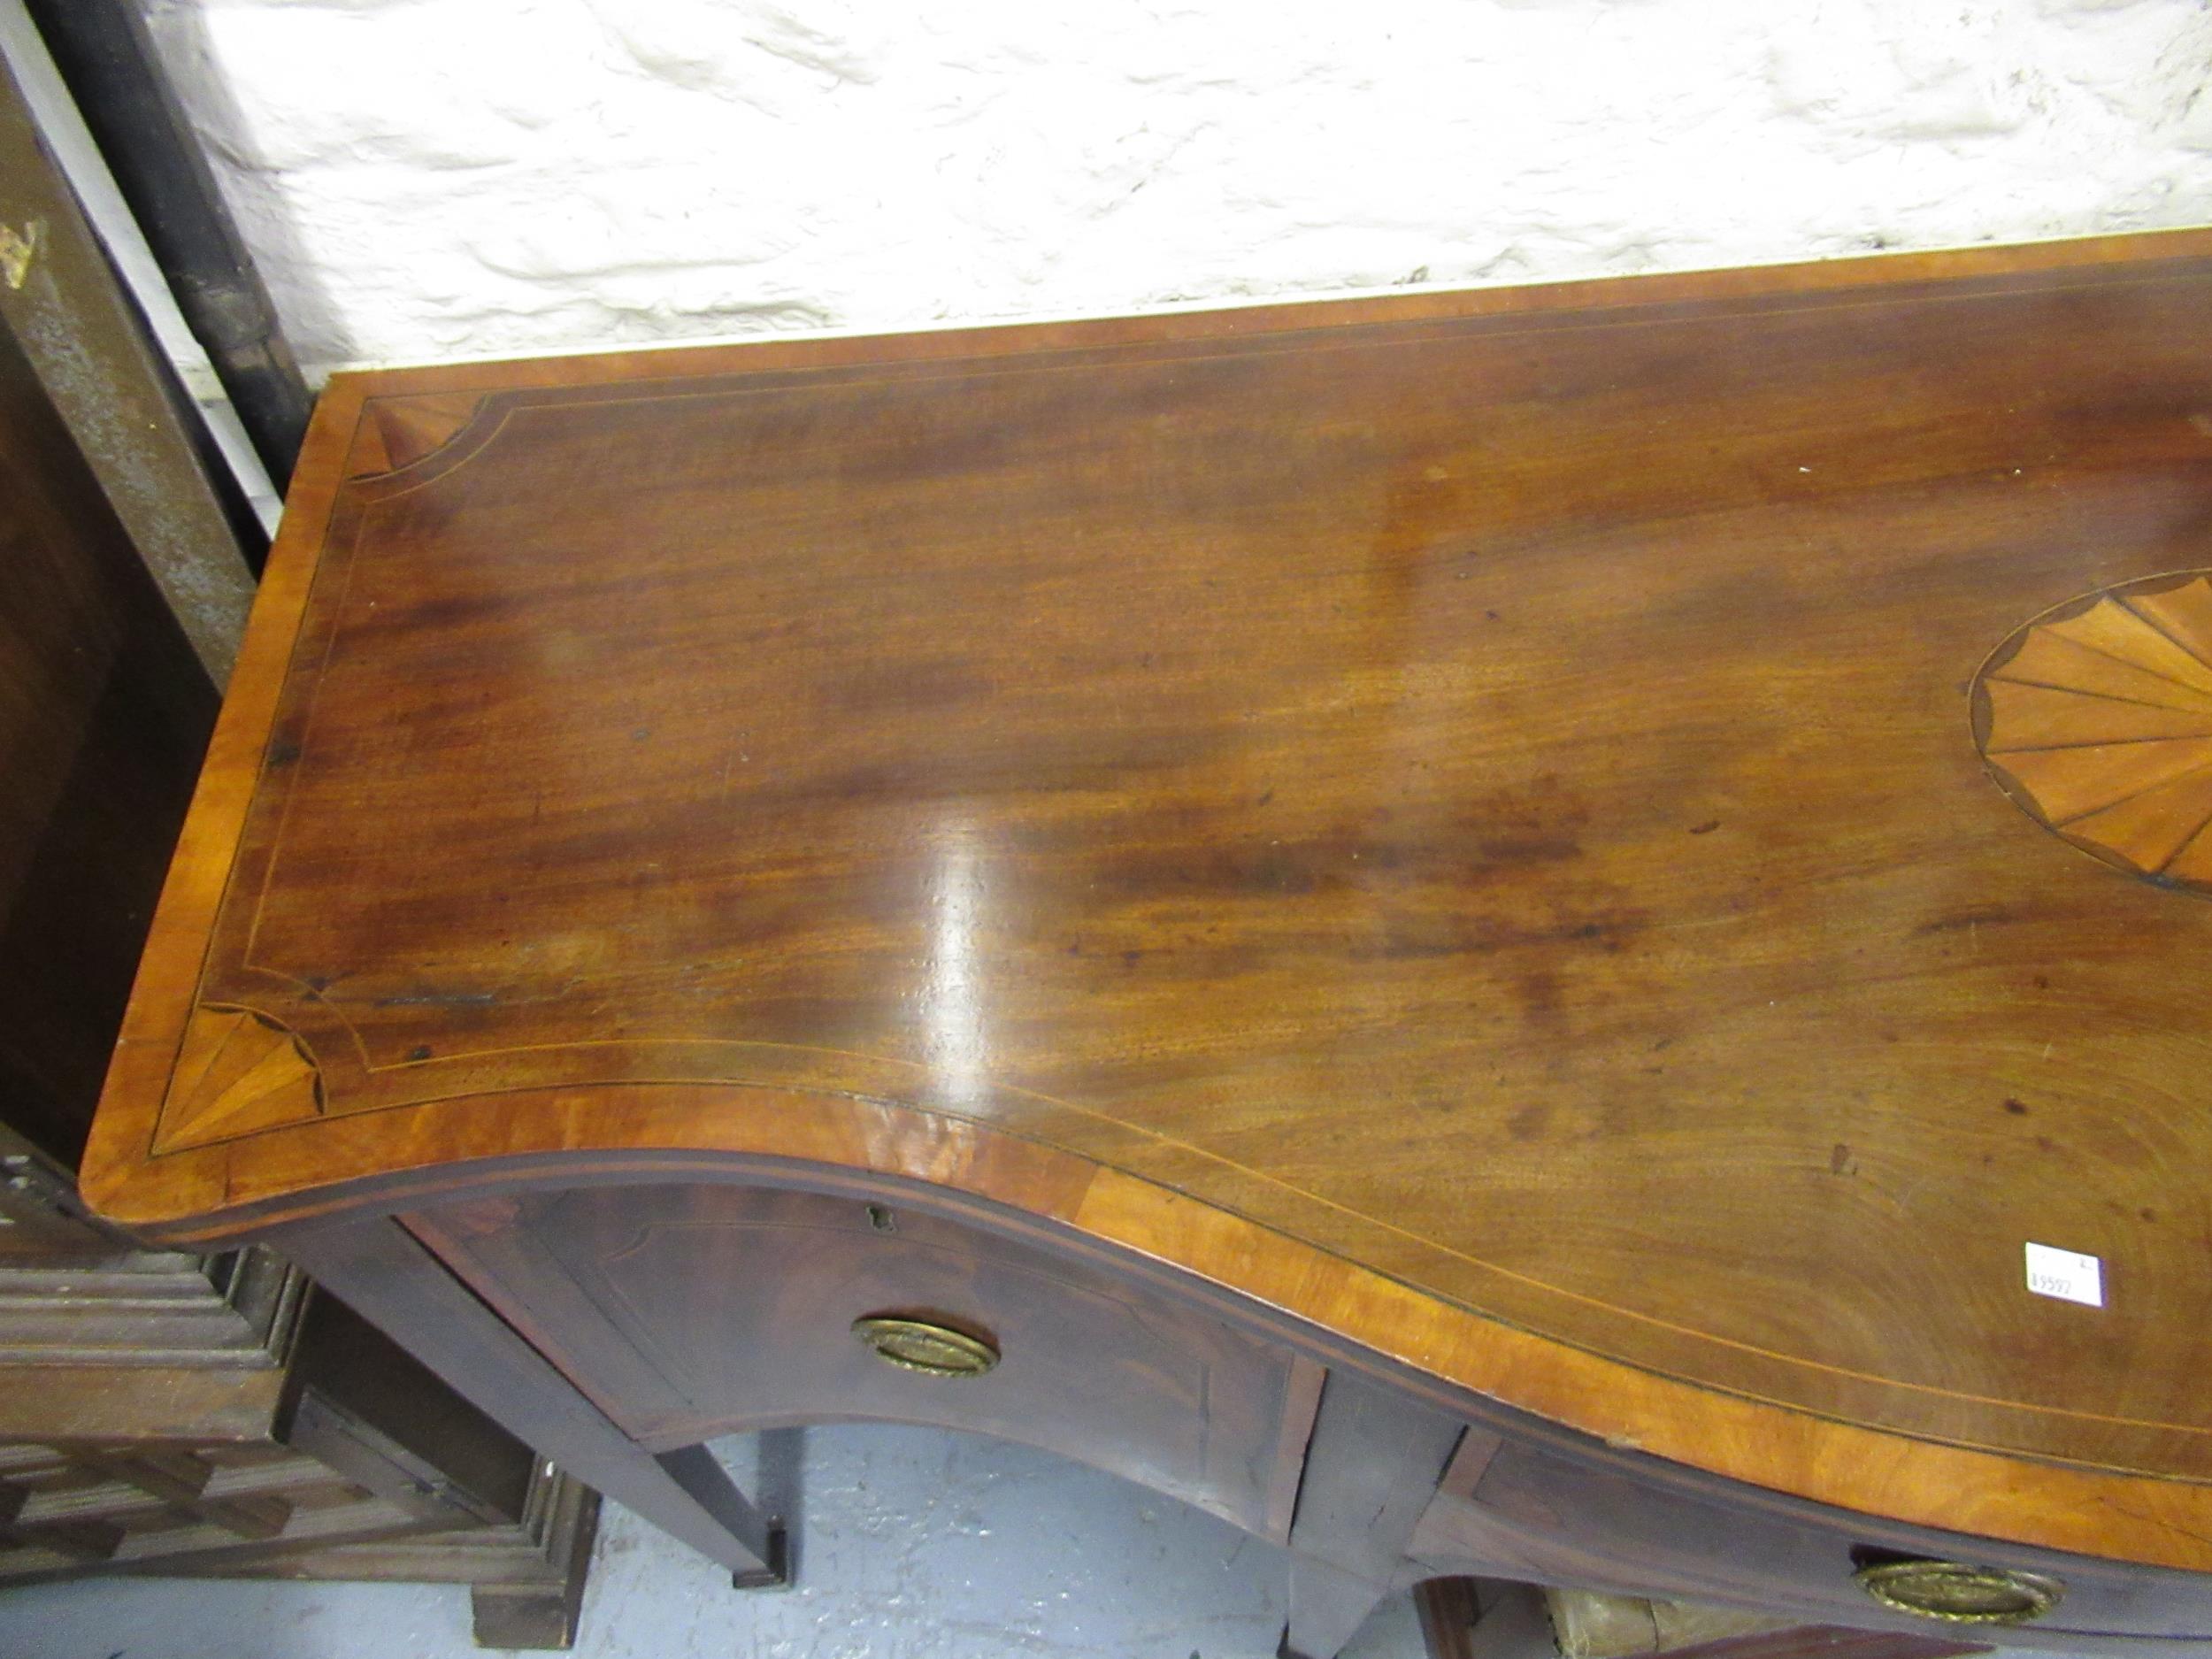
left=406, top=1182, right=1320, bottom=1541
left=1413, top=1435, right=2212, bottom=1650
left=405, top=1175, right=2212, bottom=1646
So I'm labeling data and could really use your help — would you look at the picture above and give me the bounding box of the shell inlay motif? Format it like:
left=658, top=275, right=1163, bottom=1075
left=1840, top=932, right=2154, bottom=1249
left=1977, top=572, right=2212, bottom=894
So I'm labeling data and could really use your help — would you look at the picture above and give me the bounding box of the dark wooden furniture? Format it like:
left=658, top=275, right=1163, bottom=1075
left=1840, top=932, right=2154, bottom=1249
left=0, top=270, right=218, bottom=1168
left=81, top=229, right=2212, bottom=1657
left=0, top=1143, right=598, bottom=1649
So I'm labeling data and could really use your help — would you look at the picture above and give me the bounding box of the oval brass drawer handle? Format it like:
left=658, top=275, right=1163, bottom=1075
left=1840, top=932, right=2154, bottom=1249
left=1853, top=1561, right=2064, bottom=1625
left=851, top=1315, right=999, bottom=1379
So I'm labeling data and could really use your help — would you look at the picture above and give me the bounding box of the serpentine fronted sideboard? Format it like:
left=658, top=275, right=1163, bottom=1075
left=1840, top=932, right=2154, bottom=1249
left=81, top=229, right=2212, bottom=1657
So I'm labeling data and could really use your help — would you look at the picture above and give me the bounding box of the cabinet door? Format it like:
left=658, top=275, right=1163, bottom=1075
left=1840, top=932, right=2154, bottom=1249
left=409, top=1183, right=1323, bottom=1542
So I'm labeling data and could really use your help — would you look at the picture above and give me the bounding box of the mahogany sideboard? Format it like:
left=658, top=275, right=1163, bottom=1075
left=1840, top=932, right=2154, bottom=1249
left=81, top=229, right=2212, bottom=1657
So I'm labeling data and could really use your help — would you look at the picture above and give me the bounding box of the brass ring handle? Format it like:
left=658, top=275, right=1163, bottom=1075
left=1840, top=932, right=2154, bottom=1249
left=1853, top=1561, right=2064, bottom=1625
left=851, top=1315, right=1000, bottom=1379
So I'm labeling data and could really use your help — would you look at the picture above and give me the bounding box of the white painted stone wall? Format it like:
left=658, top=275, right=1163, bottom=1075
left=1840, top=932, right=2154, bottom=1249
left=146, top=0, right=2212, bottom=380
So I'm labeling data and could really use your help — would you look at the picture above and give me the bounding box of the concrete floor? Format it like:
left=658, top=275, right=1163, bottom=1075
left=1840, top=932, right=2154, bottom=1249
left=0, top=1424, right=1427, bottom=1659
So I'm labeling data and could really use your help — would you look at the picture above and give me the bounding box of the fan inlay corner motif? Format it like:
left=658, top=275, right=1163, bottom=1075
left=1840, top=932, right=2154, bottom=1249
left=1976, top=571, right=2212, bottom=894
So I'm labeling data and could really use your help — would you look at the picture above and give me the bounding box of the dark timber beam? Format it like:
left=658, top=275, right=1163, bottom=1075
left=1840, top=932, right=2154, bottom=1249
left=23, top=0, right=310, bottom=488
left=0, top=48, right=252, bottom=681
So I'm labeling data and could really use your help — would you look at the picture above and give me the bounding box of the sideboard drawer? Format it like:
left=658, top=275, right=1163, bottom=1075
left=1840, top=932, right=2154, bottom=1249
left=1410, top=1434, right=2212, bottom=1649
left=406, top=1183, right=1321, bottom=1542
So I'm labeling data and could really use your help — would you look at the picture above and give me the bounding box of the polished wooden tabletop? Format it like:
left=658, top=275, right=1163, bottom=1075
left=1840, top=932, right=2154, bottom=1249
left=87, top=230, right=2212, bottom=1570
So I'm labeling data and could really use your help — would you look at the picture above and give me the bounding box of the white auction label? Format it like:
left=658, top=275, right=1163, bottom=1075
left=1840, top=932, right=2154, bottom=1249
left=2024, top=1241, right=2104, bottom=1308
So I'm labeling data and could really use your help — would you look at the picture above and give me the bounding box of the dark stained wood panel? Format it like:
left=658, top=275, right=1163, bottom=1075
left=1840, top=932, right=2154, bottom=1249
left=83, top=230, right=2212, bottom=1571
left=406, top=1184, right=1321, bottom=1542
left=0, top=318, right=215, bottom=1164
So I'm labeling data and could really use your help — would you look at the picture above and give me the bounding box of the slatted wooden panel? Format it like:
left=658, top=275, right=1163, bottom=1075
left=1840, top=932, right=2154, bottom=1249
left=0, top=1238, right=597, bottom=1645
left=0, top=1440, right=357, bottom=1573
left=0, top=1432, right=597, bottom=1649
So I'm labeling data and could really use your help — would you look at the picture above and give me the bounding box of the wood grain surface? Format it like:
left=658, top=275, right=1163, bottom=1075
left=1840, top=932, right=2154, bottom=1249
left=82, top=230, right=2212, bottom=1569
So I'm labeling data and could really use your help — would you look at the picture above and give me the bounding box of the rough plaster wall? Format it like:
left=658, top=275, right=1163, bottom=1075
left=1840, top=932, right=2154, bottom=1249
left=145, top=0, right=2212, bottom=379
